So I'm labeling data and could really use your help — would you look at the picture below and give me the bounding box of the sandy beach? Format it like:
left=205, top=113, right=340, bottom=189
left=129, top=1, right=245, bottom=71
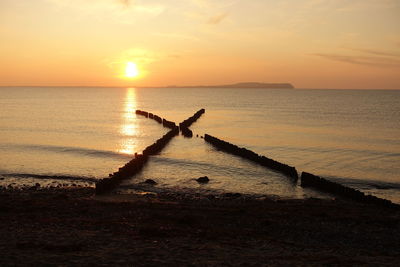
left=1, top=186, right=399, bottom=266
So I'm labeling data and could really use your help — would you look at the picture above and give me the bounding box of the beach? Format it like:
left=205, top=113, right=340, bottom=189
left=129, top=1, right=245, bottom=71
left=1, top=186, right=399, bottom=266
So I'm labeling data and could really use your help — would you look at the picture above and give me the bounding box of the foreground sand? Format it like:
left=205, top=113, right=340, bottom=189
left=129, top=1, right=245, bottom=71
left=0, top=187, right=399, bottom=266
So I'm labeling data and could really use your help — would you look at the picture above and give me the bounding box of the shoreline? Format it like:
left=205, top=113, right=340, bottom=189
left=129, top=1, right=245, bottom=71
left=2, top=174, right=400, bottom=205
left=1, top=187, right=399, bottom=266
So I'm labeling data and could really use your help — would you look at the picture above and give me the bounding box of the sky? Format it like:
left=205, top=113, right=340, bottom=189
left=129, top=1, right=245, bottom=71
left=0, top=0, right=399, bottom=89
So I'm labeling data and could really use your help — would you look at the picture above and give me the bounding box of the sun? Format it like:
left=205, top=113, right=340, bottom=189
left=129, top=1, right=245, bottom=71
left=125, top=62, right=139, bottom=78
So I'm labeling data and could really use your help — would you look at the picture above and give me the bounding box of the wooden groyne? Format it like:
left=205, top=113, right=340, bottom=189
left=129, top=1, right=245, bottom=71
left=136, top=110, right=162, bottom=124
left=301, top=172, right=399, bottom=209
left=181, top=127, right=193, bottom=138
left=142, top=127, right=179, bottom=156
left=136, top=108, right=205, bottom=138
left=135, top=110, right=148, bottom=117
left=98, top=108, right=399, bottom=209
left=179, top=109, right=205, bottom=138
left=179, top=109, right=205, bottom=129
left=153, top=115, right=162, bottom=124
left=95, top=127, right=179, bottom=195
left=96, top=109, right=206, bottom=194
left=204, top=134, right=298, bottom=182
left=162, top=119, right=176, bottom=129
left=95, top=154, right=148, bottom=195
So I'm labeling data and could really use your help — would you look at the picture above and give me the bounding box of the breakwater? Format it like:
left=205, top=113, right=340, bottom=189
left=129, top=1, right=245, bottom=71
left=136, top=109, right=205, bottom=137
left=135, top=110, right=148, bottom=117
left=142, top=127, right=179, bottom=156
left=95, top=127, right=179, bottom=195
left=136, top=110, right=163, bottom=124
left=162, top=119, right=176, bottom=129
left=179, top=109, right=205, bottom=138
left=96, top=109, right=206, bottom=194
left=179, top=109, right=205, bottom=129
left=99, top=109, right=398, bottom=208
left=301, top=172, right=399, bottom=209
left=95, top=154, right=148, bottom=194
left=204, top=134, right=298, bottom=182
left=135, top=109, right=205, bottom=134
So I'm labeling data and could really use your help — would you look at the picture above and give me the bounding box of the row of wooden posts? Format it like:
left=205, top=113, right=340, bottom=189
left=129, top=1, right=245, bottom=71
left=204, top=134, right=298, bottom=182
left=203, top=133, right=398, bottom=209
left=179, top=109, right=205, bottom=138
left=301, top=172, right=399, bottom=209
left=95, top=128, right=179, bottom=195
left=95, top=110, right=399, bottom=209
left=95, top=109, right=205, bottom=194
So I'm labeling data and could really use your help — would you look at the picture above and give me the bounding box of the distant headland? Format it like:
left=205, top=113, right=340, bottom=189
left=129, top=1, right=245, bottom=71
left=162, top=82, right=295, bottom=89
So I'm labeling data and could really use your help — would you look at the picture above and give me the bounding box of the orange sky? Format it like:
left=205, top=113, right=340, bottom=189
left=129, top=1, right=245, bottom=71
left=0, top=0, right=399, bottom=89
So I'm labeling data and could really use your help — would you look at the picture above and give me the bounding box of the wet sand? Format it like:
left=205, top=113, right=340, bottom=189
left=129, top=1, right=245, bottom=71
left=0, top=187, right=399, bottom=266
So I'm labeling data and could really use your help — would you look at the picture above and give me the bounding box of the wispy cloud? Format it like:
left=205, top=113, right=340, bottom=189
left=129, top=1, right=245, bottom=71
left=301, top=0, right=400, bottom=11
left=349, top=48, right=400, bottom=58
left=207, top=12, right=228, bottom=25
left=313, top=52, right=400, bottom=68
left=46, top=0, right=164, bottom=21
left=334, top=0, right=400, bottom=11
left=119, top=48, right=161, bottom=64
left=152, top=32, right=200, bottom=42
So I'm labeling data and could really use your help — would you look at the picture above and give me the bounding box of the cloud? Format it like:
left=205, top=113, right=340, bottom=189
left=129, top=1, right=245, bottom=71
left=207, top=12, right=228, bottom=25
left=335, top=0, right=400, bottom=11
left=313, top=46, right=400, bottom=68
left=152, top=32, right=200, bottom=42
left=313, top=53, right=400, bottom=68
left=119, top=48, right=161, bottom=64
left=349, top=48, right=400, bottom=58
left=46, top=0, right=164, bottom=20
left=106, top=47, right=179, bottom=68
left=300, top=0, right=400, bottom=11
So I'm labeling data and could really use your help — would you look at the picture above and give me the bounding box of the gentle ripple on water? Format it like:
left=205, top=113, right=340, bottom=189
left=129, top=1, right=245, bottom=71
left=0, top=87, right=399, bottom=202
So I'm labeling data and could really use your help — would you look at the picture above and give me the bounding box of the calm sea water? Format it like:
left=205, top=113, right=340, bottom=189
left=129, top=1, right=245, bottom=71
left=1, top=87, right=399, bottom=202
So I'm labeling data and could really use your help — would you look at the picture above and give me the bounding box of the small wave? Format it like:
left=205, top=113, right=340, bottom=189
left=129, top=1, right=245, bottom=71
left=1, top=143, right=133, bottom=159
left=151, top=156, right=282, bottom=178
left=0, top=173, right=99, bottom=183
left=263, top=145, right=400, bottom=158
left=117, top=183, right=227, bottom=196
left=325, top=175, right=400, bottom=191
left=152, top=156, right=216, bottom=168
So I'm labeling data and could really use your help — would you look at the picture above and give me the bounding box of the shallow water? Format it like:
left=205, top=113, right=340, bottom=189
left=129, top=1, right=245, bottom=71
left=1, top=87, right=399, bottom=201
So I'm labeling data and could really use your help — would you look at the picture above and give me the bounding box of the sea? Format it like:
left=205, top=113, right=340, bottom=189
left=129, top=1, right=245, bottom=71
left=1, top=87, right=399, bottom=202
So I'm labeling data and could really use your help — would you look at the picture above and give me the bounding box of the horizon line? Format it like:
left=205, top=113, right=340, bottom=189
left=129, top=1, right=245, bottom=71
left=0, top=85, right=399, bottom=90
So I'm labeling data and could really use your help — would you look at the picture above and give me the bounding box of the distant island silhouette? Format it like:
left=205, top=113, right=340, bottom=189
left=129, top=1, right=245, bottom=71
left=162, top=82, right=295, bottom=89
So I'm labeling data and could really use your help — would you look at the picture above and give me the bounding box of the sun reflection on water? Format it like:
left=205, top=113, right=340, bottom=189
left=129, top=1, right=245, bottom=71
left=119, top=88, right=138, bottom=155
